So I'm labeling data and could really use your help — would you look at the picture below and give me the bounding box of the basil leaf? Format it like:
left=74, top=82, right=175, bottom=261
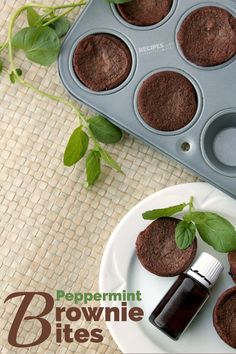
left=86, top=150, right=101, bottom=186
left=64, top=127, right=89, bottom=166
left=12, top=26, right=60, bottom=66
left=16, top=68, right=23, bottom=77
left=27, top=8, right=41, bottom=27
left=9, top=72, right=16, bottom=84
left=9, top=68, right=23, bottom=84
left=142, top=203, right=187, bottom=220
left=89, top=116, right=122, bottom=144
left=50, top=17, right=70, bottom=38
left=175, top=220, right=196, bottom=250
left=0, top=59, right=3, bottom=74
left=189, top=212, right=236, bottom=253
left=99, top=148, right=123, bottom=173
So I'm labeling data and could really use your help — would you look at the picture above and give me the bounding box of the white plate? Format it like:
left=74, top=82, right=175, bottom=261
left=99, top=183, right=236, bottom=354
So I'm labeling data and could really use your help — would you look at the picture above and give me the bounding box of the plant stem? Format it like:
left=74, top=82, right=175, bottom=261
left=189, top=196, right=194, bottom=213
left=20, top=78, right=82, bottom=124
left=3, top=1, right=122, bottom=176
left=20, top=78, right=102, bottom=152
left=0, top=40, right=8, bottom=53
left=33, top=2, right=87, bottom=10
left=6, top=1, right=104, bottom=155
left=7, top=1, right=86, bottom=73
left=43, top=7, right=75, bottom=27
left=42, top=1, right=87, bottom=27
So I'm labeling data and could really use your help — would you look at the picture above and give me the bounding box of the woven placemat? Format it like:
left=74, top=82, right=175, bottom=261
left=0, top=1, right=200, bottom=353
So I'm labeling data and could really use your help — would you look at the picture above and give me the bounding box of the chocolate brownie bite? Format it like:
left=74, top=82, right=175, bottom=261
left=136, top=217, right=197, bottom=276
left=177, top=6, right=236, bottom=67
left=213, top=287, right=236, bottom=349
left=73, top=34, right=132, bottom=91
left=116, top=0, right=173, bottom=26
left=228, top=251, right=236, bottom=283
left=137, top=71, right=198, bottom=131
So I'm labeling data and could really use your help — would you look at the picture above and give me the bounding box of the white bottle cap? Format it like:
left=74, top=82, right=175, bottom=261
left=187, top=252, right=224, bottom=289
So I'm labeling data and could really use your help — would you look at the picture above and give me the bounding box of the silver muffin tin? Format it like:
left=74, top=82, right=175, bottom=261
left=58, top=0, right=236, bottom=198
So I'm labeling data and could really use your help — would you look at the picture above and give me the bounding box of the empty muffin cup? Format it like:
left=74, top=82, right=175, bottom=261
left=73, top=33, right=132, bottom=92
left=177, top=6, right=236, bottom=67
left=201, top=110, right=236, bottom=176
left=116, top=0, right=173, bottom=27
left=136, top=71, right=198, bottom=132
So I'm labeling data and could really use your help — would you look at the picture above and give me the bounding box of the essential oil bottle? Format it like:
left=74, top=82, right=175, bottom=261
left=149, top=252, right=223, bottom=340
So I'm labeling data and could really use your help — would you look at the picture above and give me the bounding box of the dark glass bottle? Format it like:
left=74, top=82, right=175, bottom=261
left=149, top=253, right=223, bottom=340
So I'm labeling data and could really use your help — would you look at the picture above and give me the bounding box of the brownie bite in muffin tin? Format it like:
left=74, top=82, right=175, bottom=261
left=177, top=6, right=236, bottom=67
left=59, top=0, right=236, bottom=199
left=137, top=71, right=197, bottom=131
left=73, top=34, right=132, bottom=91
left=116, top=0, right=173, bottom=27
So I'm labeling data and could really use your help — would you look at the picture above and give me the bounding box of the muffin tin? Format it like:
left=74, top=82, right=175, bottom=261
left=58, top=0, right=236, bottom=198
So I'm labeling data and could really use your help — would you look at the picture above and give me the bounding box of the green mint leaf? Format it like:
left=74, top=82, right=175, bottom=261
left=189, top=211, right=236, bottom=253
left=64, top=127, right=89, bottom=166
left=12, top=26, right=60, bottom=66
left=0, top=59, right=3, bottom=74
left=175, top=220, right=196, bottom=250
left=43, top=8, right=54, bottom=15
left=142, top=203, right=187, bottom=220
left=89, top=116, right=122, bottom=144
left=16, top=68, right=23, bottom=77
left=99, top=148, right=123, bottom=173
left=27, top=8, right=41, bottom=27
left=86, top=150, right=101, bottom=186
left=9, top=69, right=22, bottom=83
left=9, top=72, right=16, bottom=84
left=50, top=17, right=71, bottom=38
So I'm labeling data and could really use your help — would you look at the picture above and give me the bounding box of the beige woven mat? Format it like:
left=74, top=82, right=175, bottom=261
left=0, top=1, right=199, bottom=353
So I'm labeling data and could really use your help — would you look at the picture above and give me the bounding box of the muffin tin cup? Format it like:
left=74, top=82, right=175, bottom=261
left=111, top=0, right=178, bottom=31
left=201, top=109, right=236, bottom=177
left=175, top=2, right=236, bottom=71
left=68, top=29, right=137, bottom=95
left=58, top=0, right=236, bottom=198
left=133, top=67, right=203, bottom=136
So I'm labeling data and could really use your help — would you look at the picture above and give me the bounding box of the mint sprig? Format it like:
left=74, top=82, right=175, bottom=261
left=64, top=127, right=89, bottom=166
left=143, top=197, right=236, bottom=253
left=12, top=26, right=61, bottom=66
left=142, top=202, right=188, bottom=220
left=0, top=1, right=124, bottom=187
left=175, top=220, right=196, bottom=250
left=88, top=115, right=123, bottom=145
left=0, top=58, right=3, bottom=74
left=186, top=212, right=236, bottom=253
left=86, top=150, right=101, bottom=186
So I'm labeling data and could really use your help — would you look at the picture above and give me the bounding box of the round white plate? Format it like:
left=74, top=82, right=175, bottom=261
left=99, top=183, right=236, bottom=354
